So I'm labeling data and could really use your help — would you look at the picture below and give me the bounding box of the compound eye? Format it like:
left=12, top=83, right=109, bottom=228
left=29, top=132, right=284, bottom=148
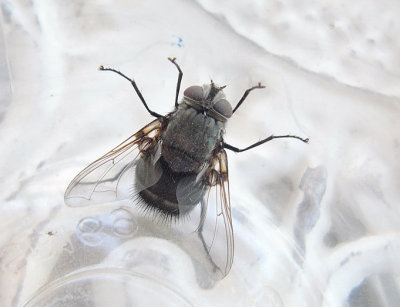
left=184, top=86, right=204, bottom=101
left=213, top=99, right=232, bottom=118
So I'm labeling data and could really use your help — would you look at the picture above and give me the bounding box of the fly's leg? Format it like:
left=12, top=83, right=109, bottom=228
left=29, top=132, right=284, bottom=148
left=168, top=57, right=183, bottom=108
left=229, top=81, right=308, bottom=150
left=99, top=65, right=162, bottom=118
left=232, top=82, right=265, bottom=114
left=224, top=135, right=309, bottom=152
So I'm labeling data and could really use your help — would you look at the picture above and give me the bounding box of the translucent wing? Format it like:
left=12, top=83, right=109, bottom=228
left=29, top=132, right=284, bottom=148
left=196, top=149, right=234, bottom=278
left=64, top=118, right=163, bottom=207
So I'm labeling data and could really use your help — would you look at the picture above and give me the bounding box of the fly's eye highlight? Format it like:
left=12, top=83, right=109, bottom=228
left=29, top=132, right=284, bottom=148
left=184, top=86, right=204, bottom=101
left=213, top=99, right=232, bottom=118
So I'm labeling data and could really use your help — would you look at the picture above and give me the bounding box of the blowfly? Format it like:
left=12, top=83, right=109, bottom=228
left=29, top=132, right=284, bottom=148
left=64, top=58, right=308, bottom=278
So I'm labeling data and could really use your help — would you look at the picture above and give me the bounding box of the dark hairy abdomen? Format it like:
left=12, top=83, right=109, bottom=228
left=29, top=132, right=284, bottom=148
left=138, top=158, right=195, bottom=217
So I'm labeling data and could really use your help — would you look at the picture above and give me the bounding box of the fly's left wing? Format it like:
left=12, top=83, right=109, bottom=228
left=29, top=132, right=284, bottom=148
left=64, top=118, right=163, bottom=207
left=197, top=149, right=234, bottom=278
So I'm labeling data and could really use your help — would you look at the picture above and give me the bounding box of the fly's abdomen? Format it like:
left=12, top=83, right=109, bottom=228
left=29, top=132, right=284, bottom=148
left=137, top=157, right=206, bottom=218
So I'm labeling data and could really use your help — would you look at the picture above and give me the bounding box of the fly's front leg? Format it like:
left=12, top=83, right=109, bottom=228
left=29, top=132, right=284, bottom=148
left=232, top=83, right=266, bottom=114
left=99, top=65, right=162, bottom=118
left=168, top=57, right=183, bottom=108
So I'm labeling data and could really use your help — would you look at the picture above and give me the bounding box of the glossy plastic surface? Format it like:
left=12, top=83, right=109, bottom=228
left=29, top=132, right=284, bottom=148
left=1, top=1, right=400, bottom=306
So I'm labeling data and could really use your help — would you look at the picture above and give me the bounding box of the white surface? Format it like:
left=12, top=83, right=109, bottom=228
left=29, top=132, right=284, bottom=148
left=1, top=0, right=400, bottom=306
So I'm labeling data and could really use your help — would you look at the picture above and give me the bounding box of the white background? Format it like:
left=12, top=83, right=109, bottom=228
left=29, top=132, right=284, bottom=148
left=1, top=1, right=399, bottom=306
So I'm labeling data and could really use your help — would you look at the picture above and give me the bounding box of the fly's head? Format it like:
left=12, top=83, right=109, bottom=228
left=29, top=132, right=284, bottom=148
left=183, top=81, right=233, bottom=122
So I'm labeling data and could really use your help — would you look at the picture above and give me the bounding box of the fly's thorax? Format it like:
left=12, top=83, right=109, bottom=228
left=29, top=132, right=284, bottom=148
left=161, top=104, right=225, bottom=173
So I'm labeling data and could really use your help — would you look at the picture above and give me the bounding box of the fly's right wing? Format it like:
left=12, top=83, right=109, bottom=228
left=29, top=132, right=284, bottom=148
left=198, top=149, right=234, bottom=278
left=64, top=118, right=163, bottom=207
left=176, top=149, right=234, bottom=279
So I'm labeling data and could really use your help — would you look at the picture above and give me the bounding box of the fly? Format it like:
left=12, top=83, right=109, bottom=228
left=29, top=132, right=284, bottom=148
left=64, top=57, right=309, bottom=278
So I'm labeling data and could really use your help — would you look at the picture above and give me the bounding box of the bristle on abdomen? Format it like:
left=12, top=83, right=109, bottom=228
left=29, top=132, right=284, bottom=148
left=134, top=157, right=197, bottom=222
left=138, top=188, right=180, bottom=217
